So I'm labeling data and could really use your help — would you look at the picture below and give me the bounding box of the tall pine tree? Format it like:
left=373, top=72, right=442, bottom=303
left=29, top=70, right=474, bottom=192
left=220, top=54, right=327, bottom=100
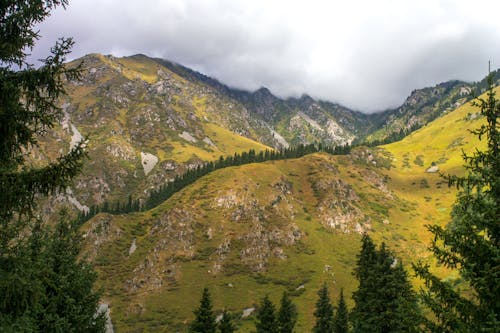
left=277, top=291, right=297, bottom=333
left=413, top=73, right=500, bottom=332
left=0, top=1, right=104, bottom=331
left=333, top=289, right=348, bottom=333
left=351, top=235, right=420, bottom=332
left=190, top=288, right=216, bottom=333
left=350, top=234, right=377, bottom=333
left=255, top=295, right=278, bottom=333
left=313, top=283, right=334, bottom=333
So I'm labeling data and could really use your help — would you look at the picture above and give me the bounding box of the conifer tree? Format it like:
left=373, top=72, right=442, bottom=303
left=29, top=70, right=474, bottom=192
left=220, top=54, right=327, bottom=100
left=190, top=288, right=216, bottom=333
left=277, top=292, right=297, bottom=333
left=351, top=236, right=420, bottom=332
left=350, top=234, right=377, bottom=333
left=0, top=1, right=104, bottom=331
left=413, top=73, right=500, bottom=332
left=255, top=295, right=278, bottom=333
left=218, top=310, right=235, bottom=333
left=313, top=283, right=334, bottom=333
left=333, top=289, right=348, bottom=333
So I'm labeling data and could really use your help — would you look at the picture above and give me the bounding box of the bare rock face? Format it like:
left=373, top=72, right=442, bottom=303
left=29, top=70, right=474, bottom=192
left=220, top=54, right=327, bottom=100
left=98, top=303, right=115, bottom=333
left=140, top=152, right=159, bottom=176
left=313, top=178, right=371, bottom=234
left=426, top=165, right=439, bottom=173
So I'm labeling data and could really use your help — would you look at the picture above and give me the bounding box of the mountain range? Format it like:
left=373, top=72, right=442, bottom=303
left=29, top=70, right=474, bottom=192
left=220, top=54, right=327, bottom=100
left=34, top=53, right=498, bottom=331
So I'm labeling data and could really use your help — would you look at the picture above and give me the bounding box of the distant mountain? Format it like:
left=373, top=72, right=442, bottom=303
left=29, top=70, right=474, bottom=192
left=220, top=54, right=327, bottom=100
left=37, top=53, right=497, bottom=215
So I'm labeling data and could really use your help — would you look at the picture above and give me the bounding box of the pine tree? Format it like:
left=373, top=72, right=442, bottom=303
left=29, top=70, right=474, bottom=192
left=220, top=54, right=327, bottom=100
left=33, top=209, right=105, bottom=332
left=255, top=295, right=278, bottom=333
left=190, top=288, right=216, bottom=333
left=413, top=73, right=500, bottom=332
left=313, top=283, right=334, bottom=333
left=0, top=1, right=104, bottom=331
left=218, top=310, right=236, bottom=333
left=277, top=292, right=297, bottom=333
left=351, top=234, right=377, bottom=333
left=333, top=289, right=348, bottom=333
left=351, top=236, right=420, bottom=332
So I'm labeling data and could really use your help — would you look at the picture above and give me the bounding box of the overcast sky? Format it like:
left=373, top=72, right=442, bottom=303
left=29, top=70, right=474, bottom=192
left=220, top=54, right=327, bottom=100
left=32, top=0, right=500, bottom=112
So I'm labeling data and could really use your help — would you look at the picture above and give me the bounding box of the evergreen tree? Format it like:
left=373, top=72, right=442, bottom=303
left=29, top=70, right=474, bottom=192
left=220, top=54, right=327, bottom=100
left=190, top=288, right=216, bottom=333
left=277, top=292, right=297, bottom=333
left=413, top=73, right=500, bottom=332
left=218, top=310, right=235, bottom=333
left=255, top=295, right=278, bottom=333
left=33, top=210, right=105, bottom=332
left=351, top=236, right=420, bottom=333
left=0, top=1, right=104, bottom=331
left=350, top=234, right=377, bottom=333
left=333, top=289, right=348, bottom=333
left=313, top=283, right=334, bottom=333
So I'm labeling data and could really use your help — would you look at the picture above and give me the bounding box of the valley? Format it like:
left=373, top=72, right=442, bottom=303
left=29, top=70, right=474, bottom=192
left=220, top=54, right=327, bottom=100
left=57, top=55, right=493, bottom=331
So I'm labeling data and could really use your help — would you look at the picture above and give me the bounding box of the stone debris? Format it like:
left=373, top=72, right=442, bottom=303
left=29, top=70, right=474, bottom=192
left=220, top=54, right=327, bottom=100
left=140, top=152, right=158, bottom=176
left=179, top=131, right=197, bottom=143
left=298, top=111, right=323, bottom=131
left=268, top=126, right=289, bottom=148
left=242, top=307, right=255, bottom=318
left=66, top=188, right=89, bottom=213
left=129, top=239, right=137, bottom=255
left=98, top=303, right=114, bottom=333
left=426, top=165, right=439, bottom=173
left=203, top=137, right=216, bottom=147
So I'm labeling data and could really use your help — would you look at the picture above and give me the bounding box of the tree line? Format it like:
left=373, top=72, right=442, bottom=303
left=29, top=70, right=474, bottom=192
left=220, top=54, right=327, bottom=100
left=188, top=234, right=419, bottom=333
left=77, top=143, right=351, bottom=223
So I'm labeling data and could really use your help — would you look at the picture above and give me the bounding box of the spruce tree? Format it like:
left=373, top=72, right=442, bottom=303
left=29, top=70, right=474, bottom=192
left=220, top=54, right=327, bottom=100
left=277, top=291, right=297, bottom=333
left=413, top=73, right=500, bottom=332
left=33, top=210, right=105, bottom=332
left=313, top=283, right=334, bottom=333
left=190, top=288, right=216, bottom=333
left=333, top=289, right=348, bottom=333
left=350, top=234, right=377, bottom=333
left=218, top=310, right=235, bottom=333
left=0, top=1, right=104, bottom=331
left=351, top=236, right=420, bottom=332
left=255, top=295, right=278, bottom=333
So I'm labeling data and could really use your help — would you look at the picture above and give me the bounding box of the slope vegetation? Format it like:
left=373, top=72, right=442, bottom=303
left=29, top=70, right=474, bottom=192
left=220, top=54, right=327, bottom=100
left=81, top=86, right=494, bottom=332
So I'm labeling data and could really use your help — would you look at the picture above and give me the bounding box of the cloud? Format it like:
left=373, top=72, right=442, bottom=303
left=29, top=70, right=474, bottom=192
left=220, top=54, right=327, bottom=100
left=32, top=0, right=500, bottom=112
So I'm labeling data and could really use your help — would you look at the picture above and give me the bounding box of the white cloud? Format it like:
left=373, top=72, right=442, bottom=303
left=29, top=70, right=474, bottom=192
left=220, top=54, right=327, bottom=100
left=32, top=0, right=500, bottom=111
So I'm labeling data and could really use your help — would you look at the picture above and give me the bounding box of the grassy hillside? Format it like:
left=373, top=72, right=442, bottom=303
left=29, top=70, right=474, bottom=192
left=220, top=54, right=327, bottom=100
left=81, top=87, right=492, bottom=332
left=36, top=54, right=273, bottom=213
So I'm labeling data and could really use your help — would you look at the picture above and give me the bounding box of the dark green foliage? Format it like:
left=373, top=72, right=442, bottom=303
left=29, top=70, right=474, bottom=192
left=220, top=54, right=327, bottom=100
left=413, top=73, right=500, bottom=332
left=218, top=310, right=236, bottom=333
left=0, top=1, right=105, bottom=332
left=277, top=292, right=297, bottom=333
left=190, top=288, right=216, bottom=333
left=351, top=235, right=420, bottom=333
left=313, top=283, right=334, bottom=333
left=333, top=289, right=348, bottom=333
left=78, top=143, right=352, bottom=222
left=256, top=295, right=278, bottom=333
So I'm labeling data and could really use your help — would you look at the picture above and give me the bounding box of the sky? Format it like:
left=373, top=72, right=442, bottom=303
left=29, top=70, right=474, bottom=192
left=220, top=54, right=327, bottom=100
left=32, top=0, right=500, bottom=112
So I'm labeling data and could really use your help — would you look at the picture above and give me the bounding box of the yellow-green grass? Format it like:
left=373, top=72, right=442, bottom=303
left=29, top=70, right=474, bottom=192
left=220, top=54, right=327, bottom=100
left=86, top=153, right=419, bottom=332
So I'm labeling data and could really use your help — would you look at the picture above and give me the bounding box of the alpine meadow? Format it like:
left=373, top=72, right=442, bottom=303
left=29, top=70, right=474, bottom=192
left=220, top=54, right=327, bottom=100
left=0, top=1, right=498, bottom=332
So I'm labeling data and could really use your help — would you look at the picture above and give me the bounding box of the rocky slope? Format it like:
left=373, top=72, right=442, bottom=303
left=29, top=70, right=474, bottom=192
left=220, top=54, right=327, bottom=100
left=79, top=85, right=495, bottom=331
left=36, top=54, right=497, bottom=218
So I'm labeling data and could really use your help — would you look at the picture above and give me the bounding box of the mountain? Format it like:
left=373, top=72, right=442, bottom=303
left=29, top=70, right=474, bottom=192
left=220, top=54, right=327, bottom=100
left=29, top=53, right=498, bottom=331
left=365, top=69, right=500, bottom=143
left=80, top=81, right=496, bottom=332
left=36, top=53, right=495, bottom=218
